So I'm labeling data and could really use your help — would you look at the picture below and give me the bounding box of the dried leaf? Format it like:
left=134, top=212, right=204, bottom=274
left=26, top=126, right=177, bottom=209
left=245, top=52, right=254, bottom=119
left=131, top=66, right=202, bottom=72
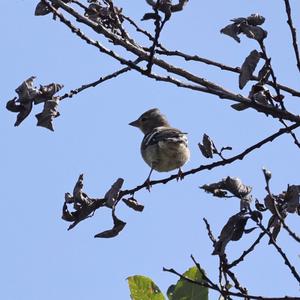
left=146, top=0, right=188, bottom=14
left=273, top=95, right=285, bottom=103
left=171, top=0, right=189, bottom=12
left=65, top=192, right=74, bottom=204
left=267, top=215, right=282, bottom=243
left=224, top=177, right=252, bottom=198
left=6, top=98, right=33, bottom=126
left=285, top=185, right=300, bottom=213
left=239, top=50, right=261, bottom=89
left=250, top=210, right=263, bottom=223
left=231, top=102, right=248, bottom=112
left=264, top=195, right=277, bottom=215
left=244, top=227, right=257, bottom=234
left=247, top=14, right=265, bottom=26
left=15, top=76, right=40, bottom=101
left=72, top=174, right=91, bottom=208
left=220, top=23, right=241, bottom=43
left=35, top=83, right=64, bottom=104
left=123, top=198, right=144, bottom=212
left=36, top=98, right=60, bottom=131
left=250, top=84, right=270, bottom=105
left=198, top=134, right=217, bottom=159
left=255, top=199, right=267, bottom=212
left=233, top=83, right=271, bottom=111
left=62, top=202, right=77, bottom=222
left=7, top=77, right=63, bottom=128
left=258, top=62, right=271, bottom=83
left=264, top=195, right=286, bottom=217
left=231, top=217, right=249, bottom=241
left=230, top=17, right=247, bottom=24
left=222, top=14, right=266, bottom=44
left=35, top=0, right=71, bottom=15
left=94, top=221, right=126, bottom=238
left=240, top=23, right=267, bottom=41
left=141, top=12, right=160, bottom=21
left=201, top=177, right=252, bottom=199
left=213, top=212, right=250, bottom=255
left=94, top=208, right=126, bottom=238
left=6, top=97, right=20, bottom=112
left=35, top=1, right=51, bottom=16
left=105, top=178, right=124, bottom=208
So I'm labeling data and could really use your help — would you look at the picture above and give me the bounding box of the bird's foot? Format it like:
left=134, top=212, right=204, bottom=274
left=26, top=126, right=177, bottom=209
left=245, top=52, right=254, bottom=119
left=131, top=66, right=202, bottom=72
left=176, top=168, right=185, bottom=181
left=143, top=177, right=152, bottom=192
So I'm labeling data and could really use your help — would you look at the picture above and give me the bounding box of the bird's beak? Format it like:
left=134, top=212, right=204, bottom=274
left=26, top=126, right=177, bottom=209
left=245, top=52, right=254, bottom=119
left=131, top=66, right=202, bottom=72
left=129, top=119, right=140, bottom=127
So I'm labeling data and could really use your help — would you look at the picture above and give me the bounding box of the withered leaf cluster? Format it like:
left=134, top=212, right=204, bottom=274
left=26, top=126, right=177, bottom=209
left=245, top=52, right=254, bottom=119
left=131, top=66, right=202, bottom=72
left=63, top=175, right=144, bottom=238
left=84, top=0, right=124, bottom=32
left=35, top=0, right=71, bottom=16
left=202, top=177, right=261, bottom=255
left=201, top=176, right=252, bottom=208
left=198, top=134, right=232, bottom=159
left=221, top=13, right=267, bottom=43
left=262, top=185, right=300, bottom=242
left=232, top=50, right=282, bottom=111
left=212, top=211, right=258, bottom=255
left=143, top=0, right=189, bottom=21
left=6, top=77, right=63, bottom=130
left=203, top=171, right=300, bottom=256
left=198, top=134, right=217, bottom=159
left=239, top=50, right=261, bottom=89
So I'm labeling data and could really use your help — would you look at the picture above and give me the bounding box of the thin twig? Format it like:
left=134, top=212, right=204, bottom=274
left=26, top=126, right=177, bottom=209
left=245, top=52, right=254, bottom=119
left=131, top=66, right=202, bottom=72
left=163, top=267, right=299, bottom=300
left=263, top=171, right=300, bottom=244
left=123, top=13, right=300, bottom=97
left=122, top=14, right=167, bottom=51
left=280, top=119, right=300, bottom=149
left=47, top=0, right=300, bottom=124
left=283, top=0, right=300, bottom=72
left=258, top=40, right=300, bottom=147
left=58, top=58, right=142, bottom=101
left=203, top=217, right=217, bottom=245
left=146, top=0, right=168, bottom=72
left=227, top=232, right=266, bottom=269
left=259, top=41, right=286, bottom=110
left=257, top=220, right=300, bottom=284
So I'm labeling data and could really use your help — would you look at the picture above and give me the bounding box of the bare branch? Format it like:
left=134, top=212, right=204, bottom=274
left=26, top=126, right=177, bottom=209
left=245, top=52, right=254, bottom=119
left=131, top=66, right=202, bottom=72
left=283, top=0, right=300, bottom=72
left=256, top=217, right=300, bottom=284
left=118, top=123, right=300, bottom=197
left=227, top=232, right=265, bottom=269
left=44, top=1, right=300, bottom=124
left=163, top=267, right=298, bottom=300
left=58, top=58, right=142, bottom=101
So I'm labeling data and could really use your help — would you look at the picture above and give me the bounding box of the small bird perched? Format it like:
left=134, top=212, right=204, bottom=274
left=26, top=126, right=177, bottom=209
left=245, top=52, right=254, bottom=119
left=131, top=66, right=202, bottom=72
left=129, top=108, right=190, bottom=186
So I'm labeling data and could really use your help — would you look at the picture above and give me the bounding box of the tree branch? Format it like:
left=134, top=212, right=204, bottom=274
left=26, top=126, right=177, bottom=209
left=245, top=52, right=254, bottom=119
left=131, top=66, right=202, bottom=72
left=46, top=0, right=300, bottom=124
left=118, top=123, right=300, bottom=197
left=283, top=0, right=300, bottom=73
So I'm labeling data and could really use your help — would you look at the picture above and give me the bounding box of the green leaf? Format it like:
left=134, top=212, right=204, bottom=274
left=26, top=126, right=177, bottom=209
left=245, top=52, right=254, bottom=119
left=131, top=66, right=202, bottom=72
left=127, top=275, right=166, bottom=300
left=167, top=266, right=208, bottom=300
left=167, top=284, right=175, bottom=299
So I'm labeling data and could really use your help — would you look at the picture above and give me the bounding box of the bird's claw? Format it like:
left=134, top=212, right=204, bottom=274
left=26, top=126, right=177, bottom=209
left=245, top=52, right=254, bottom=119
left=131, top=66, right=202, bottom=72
left=176, top=169, right=185, bottom=181
left=144, top=178, right=152, bottom=192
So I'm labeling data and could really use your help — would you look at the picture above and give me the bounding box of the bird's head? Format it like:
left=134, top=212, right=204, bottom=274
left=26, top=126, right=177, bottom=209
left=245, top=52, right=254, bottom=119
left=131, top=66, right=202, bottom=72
left=129, top=108, right=170, bottom=134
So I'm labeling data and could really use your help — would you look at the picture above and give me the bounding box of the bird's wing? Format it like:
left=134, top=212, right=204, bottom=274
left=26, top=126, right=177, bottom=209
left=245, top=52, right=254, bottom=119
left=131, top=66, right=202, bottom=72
left=142, top=127, right=188, bottom=148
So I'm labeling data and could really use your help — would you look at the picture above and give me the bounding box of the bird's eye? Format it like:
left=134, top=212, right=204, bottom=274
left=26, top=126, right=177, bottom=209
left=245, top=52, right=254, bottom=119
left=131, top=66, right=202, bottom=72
left=141, top=117, right=147, bottom=122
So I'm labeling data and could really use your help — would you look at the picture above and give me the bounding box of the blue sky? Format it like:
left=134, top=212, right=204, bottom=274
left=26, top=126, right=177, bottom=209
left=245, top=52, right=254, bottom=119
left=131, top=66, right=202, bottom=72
left=2, top=0, right=300, bottom=299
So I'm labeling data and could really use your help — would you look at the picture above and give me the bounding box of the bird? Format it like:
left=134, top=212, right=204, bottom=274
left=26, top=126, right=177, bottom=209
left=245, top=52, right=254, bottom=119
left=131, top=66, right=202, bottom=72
left=129, top=108, right=190, bottom=188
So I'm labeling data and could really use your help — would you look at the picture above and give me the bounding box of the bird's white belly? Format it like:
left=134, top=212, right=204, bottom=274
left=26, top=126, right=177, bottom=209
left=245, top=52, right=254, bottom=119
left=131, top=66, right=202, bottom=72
left=141, top=141, right=190, bottom=172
